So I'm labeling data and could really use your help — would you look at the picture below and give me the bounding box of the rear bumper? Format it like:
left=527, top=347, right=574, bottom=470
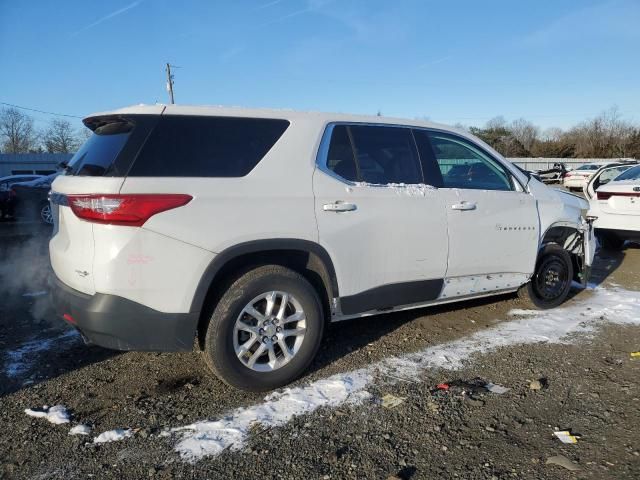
left=563, top=178, right=588, bottom=189
left=50, top=274, right=199, bottom=352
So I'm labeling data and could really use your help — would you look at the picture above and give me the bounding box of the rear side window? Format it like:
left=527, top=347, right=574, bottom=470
left=326, top=125, right=358, bottom=182
left=325, top=125, right=423, bottom=184
left=129, top=116, right=290, bottom=177
left=67, top=120, right=133, bottom=176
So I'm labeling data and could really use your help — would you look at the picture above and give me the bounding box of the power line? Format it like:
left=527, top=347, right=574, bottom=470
left=0, top=102, right=83, bottom=119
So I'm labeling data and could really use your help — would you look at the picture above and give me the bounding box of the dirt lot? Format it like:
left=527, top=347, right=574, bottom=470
left=1, top=220, right=639, bottom=480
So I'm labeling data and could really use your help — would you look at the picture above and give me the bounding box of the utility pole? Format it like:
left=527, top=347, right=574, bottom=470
left=165, top=63, right=175, bottom=104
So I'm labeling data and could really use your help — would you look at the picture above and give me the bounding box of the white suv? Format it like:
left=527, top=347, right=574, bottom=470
left=50, top=104, right=595, bottom=391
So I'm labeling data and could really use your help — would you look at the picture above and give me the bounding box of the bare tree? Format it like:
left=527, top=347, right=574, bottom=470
left=569, top=107, right=634, bottom=157
left=0, top=107, right=39, bottom=153
left=509, top=118, right=539, bottom=152
left=540, top=127, right=563, bottom=142
left=485, top=116, right=507, bottom=130
left=43, top=119, right=80, bottom=153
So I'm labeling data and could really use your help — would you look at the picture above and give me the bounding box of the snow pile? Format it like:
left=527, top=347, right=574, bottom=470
left=4, top=330, right=79, bottom=378
left=93, top=429, right=133, bottom=443
left=69, top=424, right=92, bottom=436
left=25, top=405, right=71, bottom=424
left=172, top=286, right=640, bottom=462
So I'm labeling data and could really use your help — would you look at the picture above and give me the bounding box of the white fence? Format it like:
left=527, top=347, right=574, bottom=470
left=507, top=158, right=637, bottom=171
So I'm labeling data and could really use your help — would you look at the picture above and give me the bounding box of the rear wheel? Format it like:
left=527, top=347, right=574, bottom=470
left=203, top=265, right=324, bottom=391
left=598, top=231, right=625, bottom=251
left=518, top=244, right=573, bottom=309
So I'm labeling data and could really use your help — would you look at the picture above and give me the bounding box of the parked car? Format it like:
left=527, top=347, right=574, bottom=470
left=12, top=173, right=60, bottom=224
left=0, top=174, right=43, bottom=219
left=50, top=105, right=595, bottom=391
left=586, top=163, right=640, bottom=249
left=563, top=162, right=625, bottom=191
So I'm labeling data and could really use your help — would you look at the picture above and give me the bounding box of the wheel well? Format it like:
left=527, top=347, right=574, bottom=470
left=540, top=225, right=584, bottom=282
left=195, top=248, right=335, bottom=350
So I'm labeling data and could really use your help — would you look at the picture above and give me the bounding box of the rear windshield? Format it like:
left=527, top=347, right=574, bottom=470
left=128, top=115, right=290, bottom=177
left=614, top=165, right=640, bottom=181
left=66, top=120, right=134, bottom=176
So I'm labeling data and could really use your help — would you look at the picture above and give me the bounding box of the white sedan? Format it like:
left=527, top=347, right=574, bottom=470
left=563, top=163, right=607, bottom=191
left=586, top=163, right=640, bottom=249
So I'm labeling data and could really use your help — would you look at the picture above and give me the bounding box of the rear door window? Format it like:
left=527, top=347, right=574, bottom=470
left=349, top=126, right=422, bottom=184
left=129, top=116, right=290, bottom=177
left=66, top=120, right=134, bottom=176
left=324, top=125, right=423, bottom=184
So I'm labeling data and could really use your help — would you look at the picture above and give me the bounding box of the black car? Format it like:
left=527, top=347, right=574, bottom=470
left=11, top=173, right=61, bottom=224
left=0, top=174, right=44, bottom=220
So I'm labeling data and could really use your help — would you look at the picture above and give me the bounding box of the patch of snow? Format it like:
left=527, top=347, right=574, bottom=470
left=171, top=287, right=640, bottom=462
left=172, top=373, right=371, bottom=460
left=22, top=291, right=48, bottom=297
left=69, top=424, right=92, bottom=436
left=351, top=181, right=436, bottom=197
left=3, top=330, right=79, bottom=378
left=93, top=429, right=133, bottom=443
left=25, top=405, right=71, bottom=424
left=508, top=309, right=541, bottom=316
left=388, top=183, right=436, bottom=197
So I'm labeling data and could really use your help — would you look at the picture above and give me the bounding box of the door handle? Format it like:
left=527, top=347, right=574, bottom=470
left=323, top=201, right=357, bottom=212
left=451, top=201, right=477, bottom=211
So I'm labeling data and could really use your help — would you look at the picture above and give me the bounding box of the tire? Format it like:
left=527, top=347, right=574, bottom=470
left=518, top=244, right=573, bottom=309
left=203, top=265, right=324, bottom=391
left=598, top=231, right=625, bottom=251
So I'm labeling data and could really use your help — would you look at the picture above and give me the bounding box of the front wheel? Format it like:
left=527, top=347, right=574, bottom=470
left=203, top=265, right=324, bottom=391
left=518, top=244, right=573, bottom=309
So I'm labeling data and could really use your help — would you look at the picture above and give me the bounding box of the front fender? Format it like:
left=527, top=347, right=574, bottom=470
left=529, top=180, right=594, bottom=284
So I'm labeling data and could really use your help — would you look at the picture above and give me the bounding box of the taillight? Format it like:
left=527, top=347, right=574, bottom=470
left=596, top=191, right=640, bottom=201
left=597, top=192, right=612, bottom=200
left=564, top=172, right=573, bottom=177
left=67, top=194, right=192, bottom=226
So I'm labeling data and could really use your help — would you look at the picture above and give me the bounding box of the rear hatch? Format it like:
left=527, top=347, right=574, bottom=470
left=50, top=112, right=161, bottom=294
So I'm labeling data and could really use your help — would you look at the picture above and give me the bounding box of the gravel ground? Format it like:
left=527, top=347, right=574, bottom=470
left=1, top=221, right=639, bottom=480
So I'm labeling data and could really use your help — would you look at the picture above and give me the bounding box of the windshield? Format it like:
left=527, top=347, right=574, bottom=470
left=576, top=164, right=599, bottom=171
left=614, top=165, right=640, bottom=181
left=66, top=120, right=134, bottom=176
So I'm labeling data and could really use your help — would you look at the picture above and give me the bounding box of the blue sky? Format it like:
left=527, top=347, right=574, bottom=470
left=1, top=0, right=639, bottom=132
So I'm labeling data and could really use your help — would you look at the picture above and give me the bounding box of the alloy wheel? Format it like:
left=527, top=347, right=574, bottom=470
left=233, top=291, right=307, bottom=372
